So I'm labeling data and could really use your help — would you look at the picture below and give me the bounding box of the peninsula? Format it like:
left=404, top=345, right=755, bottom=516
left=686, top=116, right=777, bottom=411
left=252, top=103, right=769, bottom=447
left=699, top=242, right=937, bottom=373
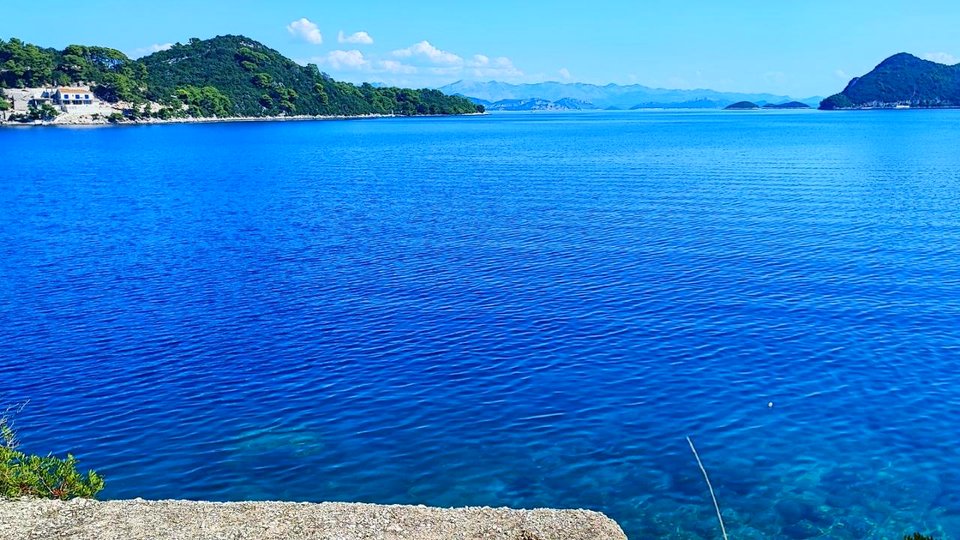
left=0, top=35, right=483, bottom=125
left=820, top=53, right=960, bottom=109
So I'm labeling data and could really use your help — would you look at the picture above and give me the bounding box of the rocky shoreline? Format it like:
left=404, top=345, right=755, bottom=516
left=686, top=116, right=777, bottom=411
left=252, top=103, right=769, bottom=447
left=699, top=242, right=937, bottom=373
left=0, top=499, right=627, bottom=540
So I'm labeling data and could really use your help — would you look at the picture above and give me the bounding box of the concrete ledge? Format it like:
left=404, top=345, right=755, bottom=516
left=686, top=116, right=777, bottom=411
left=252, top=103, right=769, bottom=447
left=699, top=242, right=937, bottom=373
left=0, top=499, right=628, bottom=540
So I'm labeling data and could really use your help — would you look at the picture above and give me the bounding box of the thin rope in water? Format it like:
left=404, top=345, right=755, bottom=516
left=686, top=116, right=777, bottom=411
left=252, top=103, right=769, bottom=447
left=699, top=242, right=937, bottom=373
left=687, top=436, right=729, bottom=540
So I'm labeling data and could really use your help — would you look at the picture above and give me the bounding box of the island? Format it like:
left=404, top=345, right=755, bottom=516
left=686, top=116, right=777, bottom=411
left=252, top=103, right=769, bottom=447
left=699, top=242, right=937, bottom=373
left=820, top=52, right=960, bottom=109
left=0, top=35, right=483, bottom=125
left=724, top=101, right=760, bottom=110
left=762, top=101, right=811, bottom=109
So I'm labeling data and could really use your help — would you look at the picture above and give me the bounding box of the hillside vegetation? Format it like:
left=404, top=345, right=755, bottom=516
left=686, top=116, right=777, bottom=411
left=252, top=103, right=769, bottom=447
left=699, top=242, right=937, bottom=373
left=820, top=53, right=960, bottom=109
left=0, top=35, right=482, bottom=118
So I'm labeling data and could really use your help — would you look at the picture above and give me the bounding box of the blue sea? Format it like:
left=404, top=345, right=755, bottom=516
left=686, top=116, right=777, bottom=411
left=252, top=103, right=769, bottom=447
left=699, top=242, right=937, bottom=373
left=2, top=111, right=960, bottom=539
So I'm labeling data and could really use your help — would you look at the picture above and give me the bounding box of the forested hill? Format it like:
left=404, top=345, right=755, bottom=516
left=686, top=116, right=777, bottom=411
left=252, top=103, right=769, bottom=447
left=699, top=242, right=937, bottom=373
left=820, top=53, right=960, bottom=109
left=0, top=35, right=482, bottom=118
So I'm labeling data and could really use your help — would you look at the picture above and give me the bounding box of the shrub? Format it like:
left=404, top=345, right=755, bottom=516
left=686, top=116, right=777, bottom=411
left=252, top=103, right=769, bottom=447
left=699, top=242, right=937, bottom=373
left=0, top=407, right=104, bottom=500
left=904, top=534, right=935, bottom=540
left=26, top=103, right=59, bottom=121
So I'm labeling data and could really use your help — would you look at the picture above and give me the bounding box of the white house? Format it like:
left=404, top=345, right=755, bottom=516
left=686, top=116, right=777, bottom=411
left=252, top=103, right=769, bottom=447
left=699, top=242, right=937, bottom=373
left=52, top=87, right=98, bottom=111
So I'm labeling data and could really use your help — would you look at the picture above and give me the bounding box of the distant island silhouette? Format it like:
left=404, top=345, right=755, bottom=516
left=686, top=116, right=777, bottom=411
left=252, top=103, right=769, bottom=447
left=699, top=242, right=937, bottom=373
left=724, top=101, right=760, bottom=110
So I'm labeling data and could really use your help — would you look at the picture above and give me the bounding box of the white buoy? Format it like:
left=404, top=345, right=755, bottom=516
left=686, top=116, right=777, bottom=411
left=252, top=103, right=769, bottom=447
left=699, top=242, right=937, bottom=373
left=768, top=401, right=774, bottom=408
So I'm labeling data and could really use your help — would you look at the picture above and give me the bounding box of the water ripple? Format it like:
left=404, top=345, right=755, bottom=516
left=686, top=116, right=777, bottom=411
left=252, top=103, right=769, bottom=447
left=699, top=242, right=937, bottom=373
left=2, top=111, right=960, bottom=539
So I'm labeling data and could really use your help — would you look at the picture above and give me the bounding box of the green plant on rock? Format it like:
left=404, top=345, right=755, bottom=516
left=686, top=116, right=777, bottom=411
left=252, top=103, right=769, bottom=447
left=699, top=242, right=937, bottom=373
left=0, top=406, right=104, bottom=500
left=25, top=103, right=59, bottom=121
left=904, top=533, right=935, bottom=540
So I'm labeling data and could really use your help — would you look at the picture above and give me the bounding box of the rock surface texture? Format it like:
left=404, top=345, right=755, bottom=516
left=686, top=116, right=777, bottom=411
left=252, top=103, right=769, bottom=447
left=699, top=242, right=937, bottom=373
left=0, top=499, right=628, bottom=540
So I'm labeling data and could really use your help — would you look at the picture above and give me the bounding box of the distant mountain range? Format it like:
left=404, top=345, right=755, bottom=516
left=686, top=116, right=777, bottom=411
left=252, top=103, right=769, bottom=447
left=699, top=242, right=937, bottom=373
left=440, top=80, right=822, bottom=111
left=820, top=53, right=960, bottom=109
left=470, top=97, right=596, bottom=111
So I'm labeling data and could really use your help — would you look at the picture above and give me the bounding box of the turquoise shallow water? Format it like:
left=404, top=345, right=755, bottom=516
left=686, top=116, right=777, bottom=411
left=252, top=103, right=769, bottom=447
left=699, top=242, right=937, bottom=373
left=2, top=110, right=960, bottom=539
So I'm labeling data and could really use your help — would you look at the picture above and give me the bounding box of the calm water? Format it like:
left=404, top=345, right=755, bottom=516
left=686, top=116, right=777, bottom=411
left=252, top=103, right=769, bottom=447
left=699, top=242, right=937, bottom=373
left=2, top=111, right=960, bottom=539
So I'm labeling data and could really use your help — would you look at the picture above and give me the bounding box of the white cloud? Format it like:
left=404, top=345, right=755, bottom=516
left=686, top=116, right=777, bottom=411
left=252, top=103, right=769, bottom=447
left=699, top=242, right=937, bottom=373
left=315, top=50, right=369, bottom=70
left=558, top=67, right=572, bottom=80
left=287, top=18, right=323, bottom=45
left=307, top=54, right=418, bottom=76
left=379, top=60, right=417, bottom=74
left=338, top=31, right=374, bottom=45
left=834, top=69, right=849, bottom=79
left=304, top=38, right=525, bottom=86
left=146, top=43, right=173, bottom=53
left=923, top=52, right=959, bottom=65
left=469, top=54, right=490, bottom=67
left=130, top=43, right=173, bottom=58
left=392, top=41, right=463, bottom=65
left=470, top=56, right=523, bottom=79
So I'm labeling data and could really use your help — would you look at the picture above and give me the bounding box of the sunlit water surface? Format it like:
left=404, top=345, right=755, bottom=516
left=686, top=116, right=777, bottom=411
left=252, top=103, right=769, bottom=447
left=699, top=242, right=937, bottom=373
left=2, top=111, right=960, bottom=539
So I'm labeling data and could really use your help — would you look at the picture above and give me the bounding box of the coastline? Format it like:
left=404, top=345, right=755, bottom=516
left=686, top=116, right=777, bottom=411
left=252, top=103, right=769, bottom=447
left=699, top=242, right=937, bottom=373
left=0, top=112, right=486, bottom=128
left=819, top=106, right=960, bottom=111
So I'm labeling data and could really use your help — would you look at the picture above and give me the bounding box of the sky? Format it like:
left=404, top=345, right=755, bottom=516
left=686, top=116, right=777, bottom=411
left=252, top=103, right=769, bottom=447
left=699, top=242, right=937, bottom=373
left=3, top=0, right=960, bottom=97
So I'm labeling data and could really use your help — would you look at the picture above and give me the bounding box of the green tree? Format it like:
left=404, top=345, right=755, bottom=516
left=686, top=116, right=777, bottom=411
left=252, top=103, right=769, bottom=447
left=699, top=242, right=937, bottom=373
left=1, top=408, right=104, bottom=500
left=95, top=72, right=142, bottom=102
left=0, top=37, right=57, bottom=87
left=313, top=83, right=329, bottom=105
left=176, top=85, right=233, bottom=117
left=251, top=73, right=273, bottom=88
left=24, top=103, right=59, bottom=121
left=155, top=106, right=177, bottom=120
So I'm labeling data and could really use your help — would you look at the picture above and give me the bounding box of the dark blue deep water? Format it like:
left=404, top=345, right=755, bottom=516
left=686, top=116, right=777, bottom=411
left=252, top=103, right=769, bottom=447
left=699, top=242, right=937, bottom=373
left=3, top=111, right=960, bottom=539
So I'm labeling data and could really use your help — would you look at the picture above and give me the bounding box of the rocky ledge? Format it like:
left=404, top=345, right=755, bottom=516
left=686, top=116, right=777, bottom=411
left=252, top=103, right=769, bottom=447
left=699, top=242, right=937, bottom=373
left=0, top=499, right=627, bottom=540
